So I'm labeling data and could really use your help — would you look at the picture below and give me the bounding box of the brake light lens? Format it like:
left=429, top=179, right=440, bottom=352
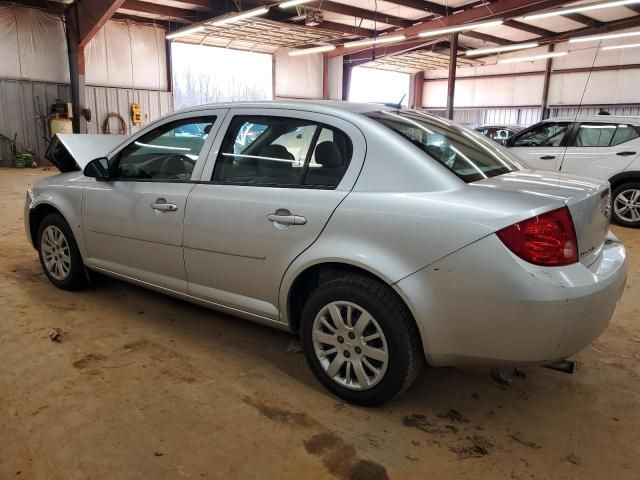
left=497, top=207, right=578, bottom=266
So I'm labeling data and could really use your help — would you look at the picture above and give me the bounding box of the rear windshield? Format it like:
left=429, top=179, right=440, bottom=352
left=365, top=111, right=524, bottom=183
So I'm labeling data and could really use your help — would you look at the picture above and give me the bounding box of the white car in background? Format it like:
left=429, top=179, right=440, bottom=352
left=506, top=116, right=640, bottom=227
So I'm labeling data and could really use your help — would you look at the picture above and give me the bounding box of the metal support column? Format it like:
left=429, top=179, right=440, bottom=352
left=446, top=33, right=459, bottom=120
left=540, top=44, right=555, bottom=120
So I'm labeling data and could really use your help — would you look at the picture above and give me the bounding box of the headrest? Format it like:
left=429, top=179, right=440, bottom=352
left=315, top=141, right=343, bottom=168
left=203, top=124, right=212, bottom=134
left=260, top=144, right=294, bottom=161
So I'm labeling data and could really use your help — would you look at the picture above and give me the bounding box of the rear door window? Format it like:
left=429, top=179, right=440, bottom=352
left=212, top=116, right=352, bottom=188
left=572, top=122, right=640, bottom=146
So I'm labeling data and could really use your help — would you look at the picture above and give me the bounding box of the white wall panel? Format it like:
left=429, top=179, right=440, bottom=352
left=85, top=20, right=167, bottom=90
left=0, top=5, right=69, bottom=83
left=549, top=69, right=640, bottom=105
left=0, top=7, right=21, bottom=79
left=274, top=48, right=323, bottom=99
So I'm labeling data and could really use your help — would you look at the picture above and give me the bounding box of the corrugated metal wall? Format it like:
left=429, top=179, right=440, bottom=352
left=0, top=80, right=172, bottom=167
left=85, top=86, right=173, bottom=136
left=549, top=105, right=640, bottom=118
left=422, top=107, right=542, bottom=128
left=0, top=79, right=70, bottom=167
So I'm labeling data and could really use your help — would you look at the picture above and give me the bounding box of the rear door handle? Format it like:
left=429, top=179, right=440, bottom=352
left=616, top=151, right=637, bottom=156
left=151, top=198, right=178, bottom=212
left=267, top=211, right=307, bottom=226
left=539, top=155, right=556, bottom=160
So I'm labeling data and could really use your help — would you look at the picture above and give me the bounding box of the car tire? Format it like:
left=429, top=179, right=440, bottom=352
left=37, top=213, right=88, bottom=291
left=300, top=273, right=423, bottom=406
left=612, top=182, right=640, bottom=228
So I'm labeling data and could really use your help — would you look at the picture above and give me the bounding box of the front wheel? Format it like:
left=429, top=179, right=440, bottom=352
left=37, top=213, right=88, bottom=290
left=612, top=182, right=640, bottom=227
left=300, top=274, right=423, bottom=406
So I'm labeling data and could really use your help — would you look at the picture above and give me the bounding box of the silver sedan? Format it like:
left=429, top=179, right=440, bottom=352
left=26, top=101, right=627, bottom=405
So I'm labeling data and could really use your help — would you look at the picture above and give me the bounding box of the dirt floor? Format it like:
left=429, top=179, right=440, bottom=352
left=1, top=168, right=639, bottom=480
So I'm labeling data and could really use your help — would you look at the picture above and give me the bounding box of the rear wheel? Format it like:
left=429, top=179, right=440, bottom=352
left=37, top=213, right=88, bottom=290
left=300, top=273, right=423, bottom=406
left=612, top=182, right=640, bottom=227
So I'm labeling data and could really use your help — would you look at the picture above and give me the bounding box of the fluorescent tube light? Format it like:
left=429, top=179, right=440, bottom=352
left=465, top=42, right=539, bottom=56
left=418, top=19, right=504, bottom=38
left=166, top=25, right=205, bottom=40
left=210, top=7, right=269, bottom=26
left=344, top=35, right=406, bottom=48
left=498, top=51, right=568, bottom=64
left=523, top=0, right=640, bottom=21
left=280, top=0, right=314, bottom=7
left=289, top=45, right=336, bottom=56
left=569, top=30, right=640, bottom=43
left=602, top=42, right=640, bottom=50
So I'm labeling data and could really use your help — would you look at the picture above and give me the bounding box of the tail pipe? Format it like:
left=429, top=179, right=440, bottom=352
left=544, top=359, right=577, bottom=374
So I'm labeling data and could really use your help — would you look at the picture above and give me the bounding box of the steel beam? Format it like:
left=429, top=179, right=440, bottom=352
left=446, top=33, right=458, bottom=120
left=327, top=0, right=568, bottom=57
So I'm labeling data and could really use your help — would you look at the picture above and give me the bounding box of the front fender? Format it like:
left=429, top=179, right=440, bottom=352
left=28, top=173, right=88, bottom=258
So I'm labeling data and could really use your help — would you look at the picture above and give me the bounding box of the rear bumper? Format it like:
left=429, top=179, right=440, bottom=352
left=395, top=231, right=627, bottom=367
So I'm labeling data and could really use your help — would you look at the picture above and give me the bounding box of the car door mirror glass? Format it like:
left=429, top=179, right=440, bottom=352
left=84, top=157, right=110, bottom=180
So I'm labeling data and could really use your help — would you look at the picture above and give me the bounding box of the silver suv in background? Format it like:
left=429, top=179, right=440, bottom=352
left=506, top=116, right=640, bottom=227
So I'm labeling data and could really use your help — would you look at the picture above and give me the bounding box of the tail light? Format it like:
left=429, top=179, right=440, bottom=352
left=497, top=207, right=578, bottom=266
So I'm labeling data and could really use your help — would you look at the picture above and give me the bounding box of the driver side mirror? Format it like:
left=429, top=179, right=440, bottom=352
left=84, top=157, right=110, bottom=181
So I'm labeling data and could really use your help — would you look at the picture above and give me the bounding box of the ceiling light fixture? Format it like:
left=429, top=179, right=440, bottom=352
left=344, top=34, right=406, bottom=48
left=289, top=45, right=336, bottom=56
left=166, top=25, right=205, bottom=40
left=498, top=51, right=568, bottom=64
left=602, top=42, right=640, bottom=50
left=569, top=30, right=640, bottom=43
left=280, top=0, right=314, bottom=7
left=210, top=7, right=269, bottom=27
left=418, top=19, right=504, bottom=38
left=523, top=0, right=640, bottom=21
left=465, top=42, right=539, bottom=56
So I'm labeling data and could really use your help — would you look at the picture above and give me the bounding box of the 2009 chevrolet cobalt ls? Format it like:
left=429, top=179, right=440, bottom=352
left=26, top=101, right=627, bottom=405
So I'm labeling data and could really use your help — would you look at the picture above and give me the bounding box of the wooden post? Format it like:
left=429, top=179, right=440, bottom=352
left=446, top=33, right=459, bottom=120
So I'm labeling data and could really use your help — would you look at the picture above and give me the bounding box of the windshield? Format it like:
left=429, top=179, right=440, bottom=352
left=365, top=111, right=525, bottom=183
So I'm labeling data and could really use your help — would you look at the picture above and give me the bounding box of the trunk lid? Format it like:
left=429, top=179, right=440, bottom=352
left=473, top=170, right=611, bottom=266
left=45, top=133, right=127, bottom=172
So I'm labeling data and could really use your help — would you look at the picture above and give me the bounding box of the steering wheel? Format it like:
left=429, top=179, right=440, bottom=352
left=160, top=154, right=192, bottom=179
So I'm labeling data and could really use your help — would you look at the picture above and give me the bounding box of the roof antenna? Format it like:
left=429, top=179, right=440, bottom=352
left=384, top=94, right=406, bottom=109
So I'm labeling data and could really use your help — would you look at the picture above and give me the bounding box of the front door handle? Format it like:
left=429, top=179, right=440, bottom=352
left=617, top=151, right=637, bottom=156
left=267, top=209, right=307, bottom=226
left=151, top=198, right=178, bottom=212
left=539, top=155, right=556, bottom=160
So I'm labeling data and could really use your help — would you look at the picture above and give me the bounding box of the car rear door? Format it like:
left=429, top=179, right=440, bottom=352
left=82, top=111, right=227, bottom=292
left=183, top=108, right=366, bottom=320
left=559, top=121, right=640, bottom=180
left=508, top=121, right=573, bottom=170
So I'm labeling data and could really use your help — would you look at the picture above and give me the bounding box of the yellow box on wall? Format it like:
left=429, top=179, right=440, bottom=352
left=131, top=103, right=142, bottom=124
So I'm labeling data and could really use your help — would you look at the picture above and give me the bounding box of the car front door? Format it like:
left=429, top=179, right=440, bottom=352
left=559, top=121, right=640, bottom=180
left=508, top=121, right=573, bottom=171
left=82, top=112, right=225, bottom=292
left=183, top=109, right=365, bottom=320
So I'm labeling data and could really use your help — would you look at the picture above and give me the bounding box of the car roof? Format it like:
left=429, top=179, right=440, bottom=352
left=174, top=100, right=397, bottom=116
left=542, top=115, right=640, bottom=124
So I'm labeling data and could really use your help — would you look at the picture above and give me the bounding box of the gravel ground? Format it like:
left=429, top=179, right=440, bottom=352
left=1, top=168, right=639, bottom=480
